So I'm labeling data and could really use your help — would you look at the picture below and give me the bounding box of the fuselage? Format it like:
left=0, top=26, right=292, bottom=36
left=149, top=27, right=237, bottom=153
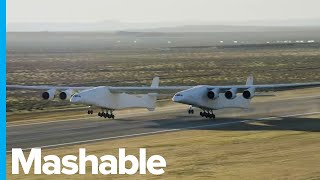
left=70, top=86, right=157, bottom=111
left=172, top=85, right=251, bottom=110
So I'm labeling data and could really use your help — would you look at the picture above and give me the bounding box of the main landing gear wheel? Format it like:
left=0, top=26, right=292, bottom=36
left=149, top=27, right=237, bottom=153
left=200, top=110, right=215, bottom=119
left=104, top=113, right=114, bottom=119
left=98, top=109, right=115, bottom=119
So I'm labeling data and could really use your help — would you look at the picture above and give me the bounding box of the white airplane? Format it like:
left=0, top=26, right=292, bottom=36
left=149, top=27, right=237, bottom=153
left=7, top=77, right=189, bottom=119
left=172, top=75, right=320, bottom=119
left=7, top=76, right=320, bottom=119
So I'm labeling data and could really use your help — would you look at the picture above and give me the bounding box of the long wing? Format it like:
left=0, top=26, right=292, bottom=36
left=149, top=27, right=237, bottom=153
left=206, top=82, right=320, bottom=92
left=6, top=85, right=94, bottom=91
left=8, top=82, right=319, bottom=93
left=6, top=85, right=192, bottom=92
left=6, top=76, right=193, bottom=92
left=108, top=86, right=192, bottom=93
left=7, top=74, right=320, bottom=93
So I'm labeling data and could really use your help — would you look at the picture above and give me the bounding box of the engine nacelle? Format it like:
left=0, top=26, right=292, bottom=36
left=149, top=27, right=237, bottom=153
left=59, top=89, right=74, bottom=100
left=225, top=88, right=237, bottom=99
left=243, top=87, right=255, bottom=99
left=42, top=89, right=56, bottom=100
left=207, top=88, right=220, bottom=100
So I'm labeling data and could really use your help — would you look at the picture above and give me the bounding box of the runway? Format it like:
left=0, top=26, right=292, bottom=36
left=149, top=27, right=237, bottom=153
left=7, top=94, right=320, bottom=152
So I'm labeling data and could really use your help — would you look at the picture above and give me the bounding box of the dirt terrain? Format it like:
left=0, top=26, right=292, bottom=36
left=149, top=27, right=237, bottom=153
left=6, top=32, right=320, bottom=112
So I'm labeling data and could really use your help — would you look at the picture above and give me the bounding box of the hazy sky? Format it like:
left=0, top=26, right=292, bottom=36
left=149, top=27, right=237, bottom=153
left=7, top=0, right=320, bottom=23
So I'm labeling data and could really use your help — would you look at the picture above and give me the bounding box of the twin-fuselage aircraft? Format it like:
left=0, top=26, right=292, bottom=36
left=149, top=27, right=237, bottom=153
left=7, top=76, right=320, bottom=119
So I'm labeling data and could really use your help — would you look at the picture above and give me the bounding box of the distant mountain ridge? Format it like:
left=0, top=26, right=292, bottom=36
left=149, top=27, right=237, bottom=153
left=7, top=18, right=320, bottom=32
left=139, top=25, right=320, bottom=32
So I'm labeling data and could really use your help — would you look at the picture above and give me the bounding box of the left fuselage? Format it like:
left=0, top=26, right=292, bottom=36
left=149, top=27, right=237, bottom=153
left=70, top=86, right=157, bottom=111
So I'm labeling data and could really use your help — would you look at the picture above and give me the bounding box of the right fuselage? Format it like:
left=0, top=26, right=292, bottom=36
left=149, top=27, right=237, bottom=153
left=172, top=85, right=251, bottom=110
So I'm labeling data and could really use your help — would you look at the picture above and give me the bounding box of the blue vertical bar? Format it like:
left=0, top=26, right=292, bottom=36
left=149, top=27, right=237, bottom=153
left=0, top=0, right=6, bottom=177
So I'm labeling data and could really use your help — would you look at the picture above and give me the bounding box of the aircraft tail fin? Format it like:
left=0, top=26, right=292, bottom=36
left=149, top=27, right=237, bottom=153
left=146, top=93, right=158, bottom=111
left=151, top=77, right=160, bottom=87
left=246, top=75, right=254, bottom=86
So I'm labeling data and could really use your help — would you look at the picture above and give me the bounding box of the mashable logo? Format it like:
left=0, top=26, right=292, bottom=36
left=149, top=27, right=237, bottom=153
left=12, top=148, right=166, bottom=175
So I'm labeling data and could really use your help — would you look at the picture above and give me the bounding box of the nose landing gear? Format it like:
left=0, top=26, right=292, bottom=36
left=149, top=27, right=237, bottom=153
left=188, top=106, right=194, bottom=114
left=87, top=106, right=93, bottom=114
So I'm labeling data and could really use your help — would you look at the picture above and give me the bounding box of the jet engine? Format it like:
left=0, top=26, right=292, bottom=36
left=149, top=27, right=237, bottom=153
left=59, top=89, right=74, bottom=100
left=242, top=87, right=255, bottom=99
left=42, top=89, right=56, bottom=100
left=207, top=88, right=220, bottom=99
left=225, top=88, right=237, bottom=99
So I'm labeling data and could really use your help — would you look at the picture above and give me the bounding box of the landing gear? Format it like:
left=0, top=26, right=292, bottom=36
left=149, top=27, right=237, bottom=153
left=98, top=109, right=115, bottom=119
left=188, top=106, right=194, bottom=114
left=200, top=109, right=215, bottom=119
left=87, top=106, right=93, bottom=114
left=187, top=107, right=215, bottom=119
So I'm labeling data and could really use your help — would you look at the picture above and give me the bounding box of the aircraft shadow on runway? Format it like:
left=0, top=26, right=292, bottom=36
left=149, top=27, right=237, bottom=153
left=143, top=116, right=320, bottom=132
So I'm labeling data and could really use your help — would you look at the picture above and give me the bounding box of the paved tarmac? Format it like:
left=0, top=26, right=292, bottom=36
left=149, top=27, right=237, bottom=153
left=7, top=94, right=320, bottom=152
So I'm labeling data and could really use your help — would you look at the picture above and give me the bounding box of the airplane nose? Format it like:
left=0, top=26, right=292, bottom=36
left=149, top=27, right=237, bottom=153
left=70, top=96, right=76, bottom=103
left=172, top=95, right=181, bottom=102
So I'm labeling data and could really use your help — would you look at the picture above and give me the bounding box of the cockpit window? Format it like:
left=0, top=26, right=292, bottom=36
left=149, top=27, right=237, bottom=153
left=175, top=94, right=183, bottom=97
left=73, top=94, right=81, bottom=98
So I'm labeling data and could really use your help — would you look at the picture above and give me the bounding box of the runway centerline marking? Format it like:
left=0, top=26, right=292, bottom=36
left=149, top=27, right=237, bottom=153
left=6, top=111, right=320, bottom=153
